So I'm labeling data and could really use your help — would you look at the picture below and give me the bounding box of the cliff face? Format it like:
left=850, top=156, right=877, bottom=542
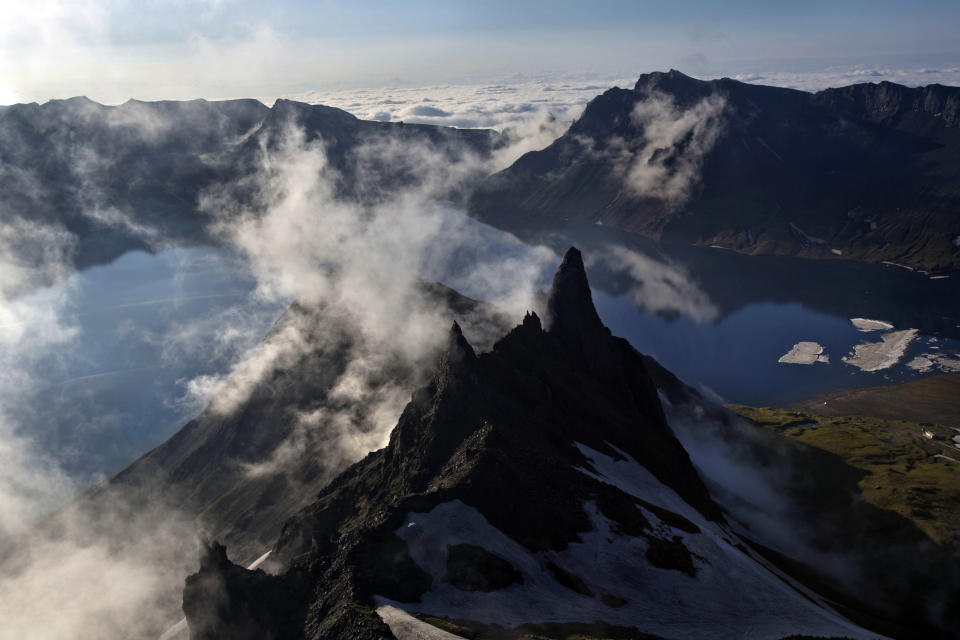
left=469, top=70, right=960, bottom=272
left=181, top=249, right=884, bottom=640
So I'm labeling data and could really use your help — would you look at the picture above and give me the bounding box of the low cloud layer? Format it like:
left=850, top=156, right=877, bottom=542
left=284, top=79, right=634, bottom=170
left=729, top=64, right=960, bottom=93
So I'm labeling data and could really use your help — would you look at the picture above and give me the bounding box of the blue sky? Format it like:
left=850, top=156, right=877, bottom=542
left=1, top=0, right=958, bottom=104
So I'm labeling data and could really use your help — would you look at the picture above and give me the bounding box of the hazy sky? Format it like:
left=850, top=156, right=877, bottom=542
left=1, top=0, right=959, bottom=104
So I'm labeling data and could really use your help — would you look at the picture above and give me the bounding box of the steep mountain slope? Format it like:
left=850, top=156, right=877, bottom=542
left=0, top=278, right=512, bottom=640
left=0, top=96, right=497, bottom=273
left=469, top=70, right=960, bottom=271
left=181, top=249, right=886, bottom=640
left=729, top=403, right=960, bottom=548
left=74, top=281, right=511, bottom=563
left=657, top=370, right=960, bottom=638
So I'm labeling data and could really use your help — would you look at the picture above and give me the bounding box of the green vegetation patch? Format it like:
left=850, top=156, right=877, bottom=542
left=728, top=405, right=960, bottom=546
left=798, top=373, right=960, bottom=430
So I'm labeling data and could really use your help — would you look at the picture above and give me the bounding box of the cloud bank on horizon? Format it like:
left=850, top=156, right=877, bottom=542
left=274, top=62, right=960, bottom=147
left=1, top=0, right=959, bottom=106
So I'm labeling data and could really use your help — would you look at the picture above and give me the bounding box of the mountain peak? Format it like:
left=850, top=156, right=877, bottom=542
left=444, top=320, right=477, bottom=367
left=545, top=247, right=603, bottom=338
left=633, top=69, right=715, bottom=103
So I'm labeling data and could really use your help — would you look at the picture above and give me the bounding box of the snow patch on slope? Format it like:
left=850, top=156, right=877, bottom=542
left=379, top=446, right=883, bottom=640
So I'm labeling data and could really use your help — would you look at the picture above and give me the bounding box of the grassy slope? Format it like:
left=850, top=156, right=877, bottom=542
left=729, top=383, right=960, bottom=547
left=796, top=373, right=960, bottom=429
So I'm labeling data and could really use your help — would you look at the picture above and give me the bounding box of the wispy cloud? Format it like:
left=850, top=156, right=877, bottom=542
left=0, top=219, right=78, bottom=536
left=621, top=90, right=727, bottom=207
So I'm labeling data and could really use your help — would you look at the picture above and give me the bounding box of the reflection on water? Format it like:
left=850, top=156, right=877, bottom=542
left=20, top=228, right=960, bottom=484
left=552, top=223, right=960, bottom=406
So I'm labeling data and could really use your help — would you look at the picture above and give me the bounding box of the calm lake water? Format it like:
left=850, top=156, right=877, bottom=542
left=595, top=293, right=956, bottom=407
left=19, top=247, right=283, bottom=483
left=21, top=232, right=960, bottom=483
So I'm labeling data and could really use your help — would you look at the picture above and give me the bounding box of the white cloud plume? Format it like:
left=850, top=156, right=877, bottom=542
left=0, top=219, right=79, bottom=536
left=284, top=79, right=634, bottom=170
left=0, top=104, right=244, bottom=640
left=186, top=119, right=556, bottom=479
left=619, top=91, right=727, bottom=207
left=0, top=498, right=197, bottom=640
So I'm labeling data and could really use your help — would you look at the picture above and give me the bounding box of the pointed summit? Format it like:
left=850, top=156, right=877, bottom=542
left=545, top=247, right=603, bottom=339
left=444, top=321, right=477, bottom=368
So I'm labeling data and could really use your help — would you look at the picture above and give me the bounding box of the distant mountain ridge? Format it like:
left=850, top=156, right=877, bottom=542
left=469, top=70, right=960, bottom=271
left=0, top=95, right=498, bottom=273
left=6, top=72, right=960, bottom=277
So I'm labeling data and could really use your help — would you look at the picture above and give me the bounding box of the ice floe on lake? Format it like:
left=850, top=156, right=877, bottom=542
left=850, top=318, right=894, bottom=332
left=778, top=342, right=829, bottom=365
left=842, top=329, right=918, bottom=372
left=907, top=352, right=960, bottom=373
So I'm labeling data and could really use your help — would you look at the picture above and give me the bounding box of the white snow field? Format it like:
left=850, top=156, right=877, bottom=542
left=378, top=444, right=885, bottom=640
left=842, top=329, right=918, bottom=372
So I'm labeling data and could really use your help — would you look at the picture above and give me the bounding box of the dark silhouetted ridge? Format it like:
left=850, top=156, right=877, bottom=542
left=545, top=246, right=604, bottom=337
left=181, top=249, right=722, bottom=639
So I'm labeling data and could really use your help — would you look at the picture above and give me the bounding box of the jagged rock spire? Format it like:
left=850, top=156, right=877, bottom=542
left=545, top=247, right=603, bottom=339
left=444, top=321, right=477, bottom=368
